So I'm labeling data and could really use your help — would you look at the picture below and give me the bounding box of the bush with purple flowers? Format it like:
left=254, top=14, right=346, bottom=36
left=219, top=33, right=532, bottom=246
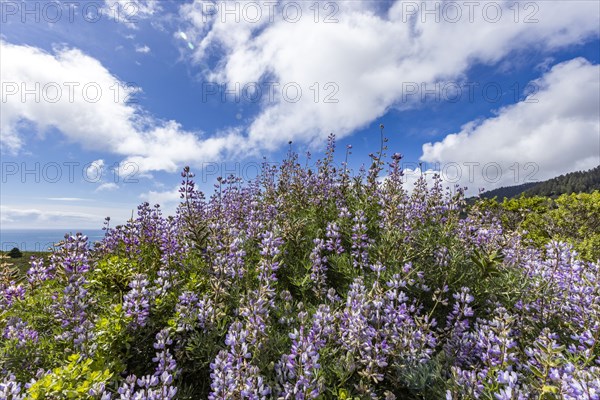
left=1, top=134, right=598, bottom=399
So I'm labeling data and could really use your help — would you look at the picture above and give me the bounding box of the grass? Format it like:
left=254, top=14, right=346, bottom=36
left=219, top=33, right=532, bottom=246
left=1, top=251, right=51, bottom=277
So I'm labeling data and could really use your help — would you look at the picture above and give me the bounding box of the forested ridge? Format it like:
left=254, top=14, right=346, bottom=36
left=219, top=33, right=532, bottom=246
left=480, top=165, right=600, bottom=200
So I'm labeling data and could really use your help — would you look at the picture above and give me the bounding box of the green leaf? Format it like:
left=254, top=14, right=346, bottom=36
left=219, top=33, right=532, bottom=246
left=542, top=384, right=559, bottom=394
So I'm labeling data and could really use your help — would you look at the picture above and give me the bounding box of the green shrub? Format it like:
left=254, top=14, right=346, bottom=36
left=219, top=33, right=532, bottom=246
left=26, top=354, right=112, bottom=399
left=8, top=247, right=23, bottom=258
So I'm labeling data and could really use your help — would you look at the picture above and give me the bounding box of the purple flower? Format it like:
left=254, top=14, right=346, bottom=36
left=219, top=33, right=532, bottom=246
left=1, top=282, right=25, bottom=311
left=123, top=273, right=151, bottom=328
left=309, top=238, right=328, bottom=296
left=0, top=374, right=25, bottom=400
left=351, top=210, right=370, bottom=270
left=27, top=256, right=53, bottom=285
left=115, top=329, right=178, bottom=399
left=209, top=321, right=270, bottom=399
left=325, top=222, right=344, bottom=255
left=51, top=233, right=95, bottom=354
left=3, top=317, right=38, bottom=348
left=276, top=305, right=333, bottom=399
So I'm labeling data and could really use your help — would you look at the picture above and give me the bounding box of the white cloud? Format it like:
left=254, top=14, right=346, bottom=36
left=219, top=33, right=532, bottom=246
left=0, top=203, right=136, bottom=229
left=139, top=186, right=181, bottom=215
left=2, top=1, right=598, bottom=179
left=47, top=197, right=89, bottom=201
left=0, top=41, right=244, bottom=172
left=378, top=165, right=445, bottom=196
left=86, top=159, right=105, bottom=181
left=420, top=58, right=600, bottom=194
left=140, top=186, right=180, bottom=204
left=0, top=205, right=100, bottom=228
left=180, top=0, right=599, bottom=150
left=103, top=0, right=161, bottom=28
left=95, top=182, right=119, bottom=192
left=135, top=45, right=151, bottom=54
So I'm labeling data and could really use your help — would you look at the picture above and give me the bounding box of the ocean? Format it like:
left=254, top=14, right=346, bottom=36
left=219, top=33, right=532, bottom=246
left=0, top=229, right=106, bottom=252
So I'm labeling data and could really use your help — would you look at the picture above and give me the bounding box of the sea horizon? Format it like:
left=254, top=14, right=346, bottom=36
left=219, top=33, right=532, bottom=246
left=0, top=228, right=106, bottom=252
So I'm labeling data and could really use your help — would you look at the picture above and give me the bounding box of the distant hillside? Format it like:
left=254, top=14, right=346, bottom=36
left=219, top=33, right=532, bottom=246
left=479, top=181, right=539, bottom=200
left=479, top=165, right=600, bottom=200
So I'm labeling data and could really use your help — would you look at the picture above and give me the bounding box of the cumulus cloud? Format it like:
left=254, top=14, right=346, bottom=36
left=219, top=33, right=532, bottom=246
left=0, top=41, right=243, bottom=172
left=2, top=1, right=598, bottom=179
left=86, top=159, right=106, bottom=181
left=135, top=45, right=151, bottom=54
left=420, top=58, right=600, bottom=193
left=179, top=0, right=599, bottom=150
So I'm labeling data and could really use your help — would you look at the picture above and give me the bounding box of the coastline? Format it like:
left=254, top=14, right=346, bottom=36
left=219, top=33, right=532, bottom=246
left=0, top=229, right=106, bottom=253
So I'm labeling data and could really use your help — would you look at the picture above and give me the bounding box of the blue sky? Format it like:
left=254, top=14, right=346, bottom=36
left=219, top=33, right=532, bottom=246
left=1, top=0, right=599, bottom=229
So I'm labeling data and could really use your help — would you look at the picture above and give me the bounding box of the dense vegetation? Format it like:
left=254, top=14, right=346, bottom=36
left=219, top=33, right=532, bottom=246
left=480, top=165, right=600, bottom=200
left=478, top=182, right=538, bottom=200
left=1, top=135, right=598, bottom=399
left=1, top=252, right=50, bottom=277
left=7, top=249, right=23, bottom=259
left=478, top=192, right=600, bottom=263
